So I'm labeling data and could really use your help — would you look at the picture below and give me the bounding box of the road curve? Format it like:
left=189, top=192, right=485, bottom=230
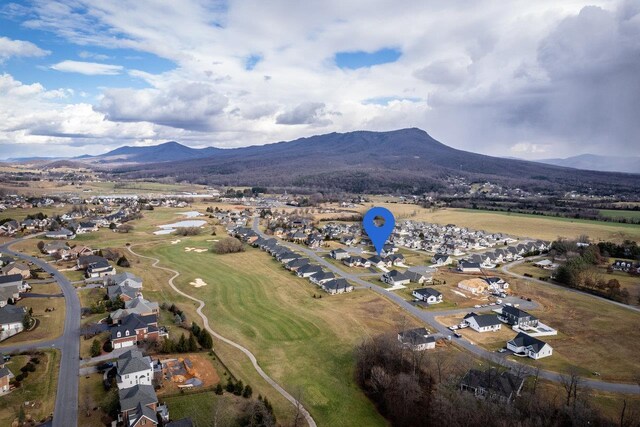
left=251, top=217, right=640, bottom=395
left=127, top=244, right=317, bottom=427
left=0, top=235, right=80, bottom=427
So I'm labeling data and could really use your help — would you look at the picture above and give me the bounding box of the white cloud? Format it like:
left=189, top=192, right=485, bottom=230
left=0, top=36, right=49, bottom=61
left=2, top=0, right=638, bottom=159
left=51, top=60, right=123, bottom=75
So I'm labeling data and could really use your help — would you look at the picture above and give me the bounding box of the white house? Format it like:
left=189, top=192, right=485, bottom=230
left=464, top=313, right=502, bottom=333
left=506, top=332, right=553, bottom=359
left=398, top=327, right=436, bottom=351
left=412, top=288, right=443, bottom=304
left=116, top=349, right=154, bottom=390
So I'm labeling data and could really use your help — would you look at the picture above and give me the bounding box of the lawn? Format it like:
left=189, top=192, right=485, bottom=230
left=142, top=240, right=424, bottom=427
left=78, top=373, right=111, bottom=427
left=163, top=391, right=248, bottom=427
left=0, top=350, right=59, bottom=426
left=491, top=274, right=640, bottom=382
left=358, top=203, right=640, bottom=243
left=0, top=297, right=66, bottom=348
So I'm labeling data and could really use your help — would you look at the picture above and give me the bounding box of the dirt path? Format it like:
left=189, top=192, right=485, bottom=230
left=127, top=244, right=317, bottom=427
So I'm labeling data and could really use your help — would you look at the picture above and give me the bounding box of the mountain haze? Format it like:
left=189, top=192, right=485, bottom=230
left=112, top=128, right=640, bottom=195
left=78, top=141, right=221, bottom=164
left=536, top=154, right=640, bottom=174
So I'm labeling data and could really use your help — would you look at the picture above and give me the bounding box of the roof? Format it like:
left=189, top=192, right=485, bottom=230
left=0, top=304, right=26, bottom=325
left=166, top=418, right=194, bottom=427
left=413, top=287, right=441, bottom=298
left=507, top=332, right=548, bottom=353
left=398, top=328, right=434, bottom=346
left=501, top=305, right=537, bottom=321
left=117, top=349, right=152, bottom=376
left=468, top=313, right=501, bottom=327
left=459, top=261, right=481, bottom=269
left=0, top=366, right=12, bottom=379
left=118, top=384, right=158, bottom=412
left=323, top=278, right=352, bottom=290
left=0, top=274, right=23, bottom=286
left=78, top=255, right=107, bottom=265
left=461, top=368, right=525, bottom=399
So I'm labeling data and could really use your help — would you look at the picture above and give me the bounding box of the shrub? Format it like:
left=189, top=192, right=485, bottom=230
left=174, top=227, right=202, bottom=236
left=212, top=237, right=244, bottom=254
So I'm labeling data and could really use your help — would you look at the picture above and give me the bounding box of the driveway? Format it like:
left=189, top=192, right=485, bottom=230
left=0, top=234, right=81, bottom=427
left=251, top=217, right=640, bottom=395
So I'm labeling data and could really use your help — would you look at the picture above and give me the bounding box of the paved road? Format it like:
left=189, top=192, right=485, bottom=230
left=251, top=217, right=640, bottom=395
left=127, top=244, right=318, bottom=427
left=501, top=257, right=640, bottom=314
left=0, top=235, right=81, bottom=427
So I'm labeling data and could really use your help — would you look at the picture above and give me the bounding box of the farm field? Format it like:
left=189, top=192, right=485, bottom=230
left=360, top=203, right=640, bottom=242
left=598, top=209, right=640, bottom=221
left=141, top=237, right=425, bottom=427
left=0, top=350, right=59, bottom=426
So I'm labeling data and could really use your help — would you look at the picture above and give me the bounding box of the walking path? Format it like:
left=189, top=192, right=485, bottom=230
left=127, top=244, right=317, bottom=427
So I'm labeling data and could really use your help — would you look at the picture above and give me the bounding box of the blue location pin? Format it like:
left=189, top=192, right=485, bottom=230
left=363, top=207, right=395, bottom=256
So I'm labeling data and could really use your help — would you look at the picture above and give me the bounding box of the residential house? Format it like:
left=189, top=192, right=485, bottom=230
left=296, top=264, right=323, bottom=278
left=342, top=256, right=370, bottom=268
left=499, top=306, right=538, bottom=328
left=61, top=245, right=93, bottom=260
left=0, top=274, right=28, bottom=307
left=431, top=254, right=452, bottom=266
left=45, top=228, right=76, bottom=239
left=397, top=327, right=436, bottom=351
left=105, top=272, right=143, bottom=289
left=108, top=284, right=141, bottom=302
left=464, top=313, right=502, bottom=332
left=1, top=262, right=30, bottom=279
left=458, top=261, right=482, bottom=273
left=460, top=368, right=525, bottom=404
left=484, top=277, right=509, bottom=292
left=0, top=220, right=20, bottom=236
left=86, top=259, right=116, bottom=278
left=506, top=332, right=553, bottom=359
left=42, top=241, right=70, bottom=256
left=111, top=313, right=160, bottom=349
left=533, top=259, right=558, bottom=270
left=321, top=279, right=353, bottom=295
left=111, top=296, right=159, bottom=323
left=0, top=358, right=13, bottom=394
left=0, top=304, right=27, bottom=342
left=77, top=255, right=109, bottom=270
left=381, top=270, right=411, bottom=286
left=309, top=271, right=335, bottom=285
left=116, top=349, right=154, bottom=390
left=75, top=221, right=98, bottom=234
left=412, top=288, right=443, bottom=304
left=118, top=384, right=159, bottom=426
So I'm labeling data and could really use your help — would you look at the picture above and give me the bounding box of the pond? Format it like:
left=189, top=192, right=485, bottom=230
left=154, top=220, right=207, bottom=235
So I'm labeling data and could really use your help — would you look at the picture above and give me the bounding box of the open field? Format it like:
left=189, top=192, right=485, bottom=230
left=0, top=297, right=65, bottom=348
left=359, top=203, right=640, bottom=242
left=0, top=350, right=59, bottom=426
left=142, top=237, right=426, bottom=427
left=598, top=209, right=640, bottom=221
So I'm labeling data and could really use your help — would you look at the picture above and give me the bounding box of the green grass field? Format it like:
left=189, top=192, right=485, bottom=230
left=142, top=237, right=422, bottom=427
left=598, top=209, right=640, bottom=221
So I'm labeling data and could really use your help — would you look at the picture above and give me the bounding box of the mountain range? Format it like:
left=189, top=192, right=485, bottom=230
left=87, top=128, right=639, bottom=195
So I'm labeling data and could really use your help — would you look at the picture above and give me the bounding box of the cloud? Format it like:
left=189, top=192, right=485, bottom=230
left=0, top=36, right=50, bottom=61
left=95, top=81, right=228, bottom=130
left=78, top=50, right=111, bottom=61
left=276, top=102, right=330, bottom=126
left=51, top=60, right=124, bottom=75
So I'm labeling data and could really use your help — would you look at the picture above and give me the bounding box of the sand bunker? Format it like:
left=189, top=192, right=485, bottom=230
left=189, top=278, right=208, bottom=287
left=184, top=247, right=208, bottom=253
left=171, top=239, right=182, bottom=245
left=206, top=239, right=219, bottom=242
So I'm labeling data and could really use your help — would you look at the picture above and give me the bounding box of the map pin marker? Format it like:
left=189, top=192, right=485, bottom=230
left=363, top=207, right=395, bottom=256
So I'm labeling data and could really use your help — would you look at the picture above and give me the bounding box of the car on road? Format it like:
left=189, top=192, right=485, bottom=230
left=474, top=304, right=481, bottom=308
left=448, top=325, right=458, bottom=330
left=453, top=332, right=462, bottom=338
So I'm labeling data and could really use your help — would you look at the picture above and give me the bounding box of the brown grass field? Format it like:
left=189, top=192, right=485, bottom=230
left=0, top=297, right=65, bottom=348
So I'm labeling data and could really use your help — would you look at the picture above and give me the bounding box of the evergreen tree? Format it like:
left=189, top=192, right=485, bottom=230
left=242, top=384, right=253, bottom=398
left=90, top=339, right=101, bottom=357
left=187, top=333, right=198, bottom=352
left=177, top=334, right=187, bottom=352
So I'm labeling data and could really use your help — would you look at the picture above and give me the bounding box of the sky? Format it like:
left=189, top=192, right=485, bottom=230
left=0, top=0, right=639, bottom=160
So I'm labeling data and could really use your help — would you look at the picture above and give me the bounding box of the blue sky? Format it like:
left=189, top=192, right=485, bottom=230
left=0, top=0, right=638, bottom=160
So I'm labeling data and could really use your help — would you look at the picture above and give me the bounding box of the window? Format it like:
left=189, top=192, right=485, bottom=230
left=126, top=330, right=130, bottom=336
left=117, top=332, right=121, bottom=338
